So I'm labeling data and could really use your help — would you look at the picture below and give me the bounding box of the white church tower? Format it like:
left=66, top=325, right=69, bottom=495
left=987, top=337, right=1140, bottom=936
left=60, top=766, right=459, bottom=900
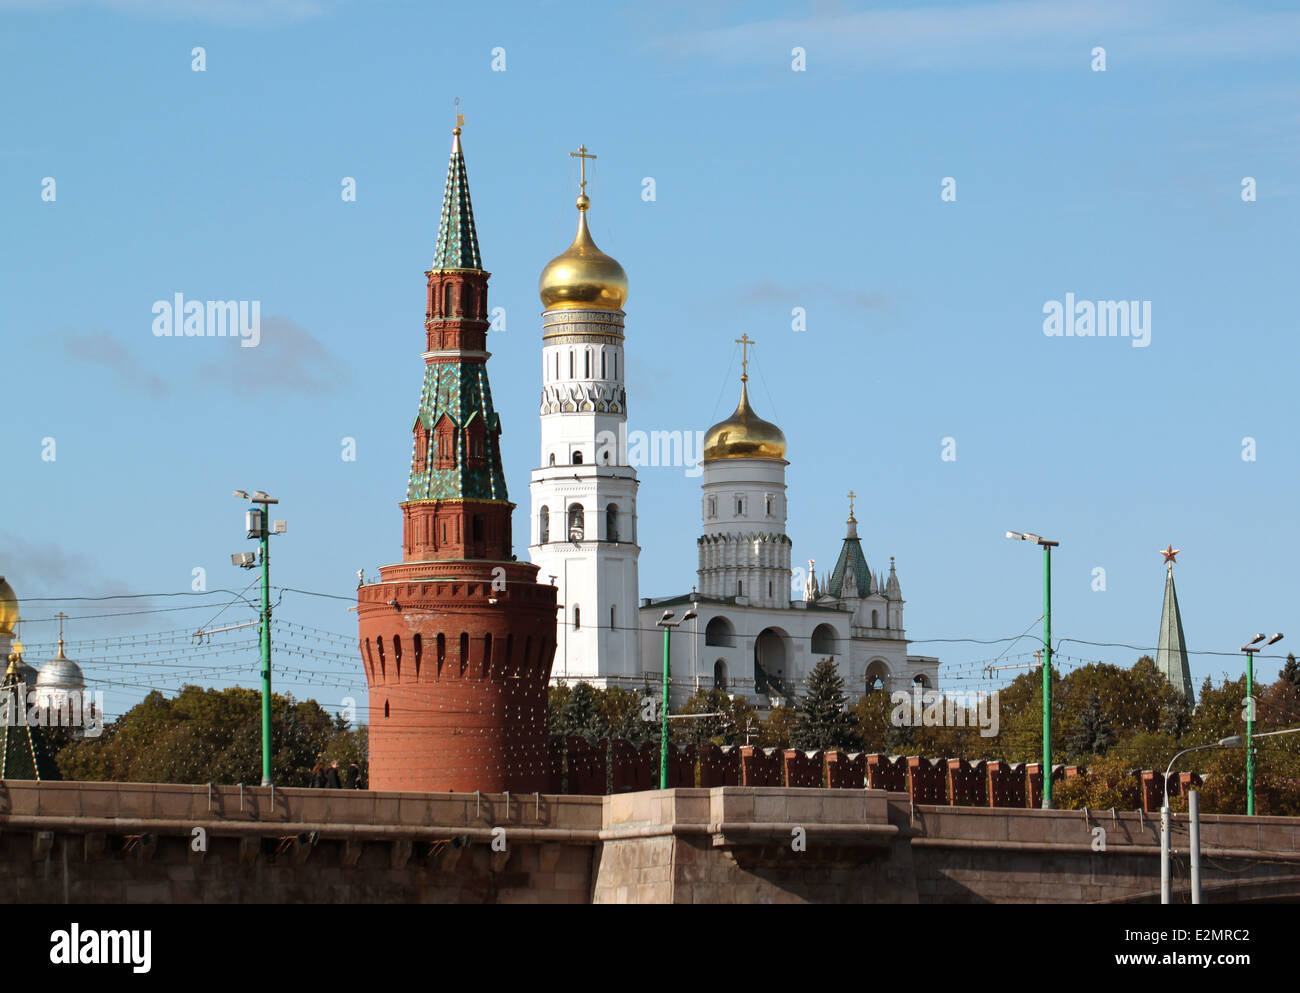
left=529, top=147, right=640, bottom=686
left=697, top=335, right=792, bottom=609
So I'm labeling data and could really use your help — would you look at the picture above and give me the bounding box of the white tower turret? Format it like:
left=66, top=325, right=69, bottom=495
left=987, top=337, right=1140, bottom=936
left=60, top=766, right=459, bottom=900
left=529, top=147, right=640, bottom=686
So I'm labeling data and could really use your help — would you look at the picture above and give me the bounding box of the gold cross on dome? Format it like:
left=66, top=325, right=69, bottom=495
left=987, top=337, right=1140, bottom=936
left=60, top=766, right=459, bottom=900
left=55, top=611, right=68, bottom=640
left=570, top=144, right=597, bottom=195
left=847, top=490, right=856, bottom=520
left=735, top=334, right=754, bottom=381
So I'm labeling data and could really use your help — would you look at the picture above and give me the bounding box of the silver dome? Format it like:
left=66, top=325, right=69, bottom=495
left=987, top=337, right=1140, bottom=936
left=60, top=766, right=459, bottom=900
left=35, top=654, right=85, bottom=692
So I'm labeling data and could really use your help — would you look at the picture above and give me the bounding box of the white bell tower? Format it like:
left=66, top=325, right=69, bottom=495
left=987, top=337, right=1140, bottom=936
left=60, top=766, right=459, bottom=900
left=529, top=147, right=640, bottom=686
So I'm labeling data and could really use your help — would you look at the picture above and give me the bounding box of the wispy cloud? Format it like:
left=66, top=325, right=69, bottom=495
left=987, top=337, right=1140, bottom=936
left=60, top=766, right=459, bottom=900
left=661, top=1, right=1300, bottom=71
left=0, top=0, right=332, bottom=25
left=64, top=332, right=170, bottom=400
left=197, top=316, right=349, bottom=398
left=741, top=280, right=889, bottom=313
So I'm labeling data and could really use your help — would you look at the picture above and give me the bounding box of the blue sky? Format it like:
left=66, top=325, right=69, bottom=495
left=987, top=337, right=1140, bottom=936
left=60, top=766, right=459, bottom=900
left=3, top=0, right=1299, bottom=720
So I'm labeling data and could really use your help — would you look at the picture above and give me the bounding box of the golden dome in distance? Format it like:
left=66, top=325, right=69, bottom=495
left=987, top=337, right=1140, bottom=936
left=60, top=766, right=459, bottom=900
left=704, top=336, right=787, bottom=461
left=538, top=145, right=628, bottom=312
left=0, top=576, right=17, bottom=637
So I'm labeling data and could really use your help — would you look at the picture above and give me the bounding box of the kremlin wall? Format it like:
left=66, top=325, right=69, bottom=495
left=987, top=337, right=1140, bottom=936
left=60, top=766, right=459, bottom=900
left=2, top=779, right=1298, bottom=904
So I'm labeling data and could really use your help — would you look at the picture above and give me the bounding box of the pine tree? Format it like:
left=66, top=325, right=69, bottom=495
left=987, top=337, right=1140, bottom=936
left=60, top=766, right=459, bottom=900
left=1158, top=690, right=1193, bottom=739
left=792, top=658, right=861, bottom=751
left=1281, top=653, right=1300, bottom=689
left=552, top=682, right=603, bottom=741
left=1067, top=691, right=1116, bottom=757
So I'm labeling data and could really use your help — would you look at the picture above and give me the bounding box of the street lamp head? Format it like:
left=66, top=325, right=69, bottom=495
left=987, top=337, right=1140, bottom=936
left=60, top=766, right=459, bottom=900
left=659, top=610, right=674, bottom=625
left=1218, top=736, right=1243, bottom=749
left=1267, top=633, right=1284, bottom=646
left=1007, top=530, right=1058, bottom=547
left=682, top=609, right=698, bottom=621
left=232, top=490, right=249, bottom=499
left=1242, top=634, right=1267, bottom=652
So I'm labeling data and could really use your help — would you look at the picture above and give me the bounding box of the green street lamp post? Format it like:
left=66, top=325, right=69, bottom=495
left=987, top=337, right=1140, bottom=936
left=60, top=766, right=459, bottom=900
left=656, top=608, right=697, bottom=789
left=1240, top=632, right=1283, bottom=816
left=233, top=490, right=286, bottom=788
left=1007, top=531, right=1059, bottom=809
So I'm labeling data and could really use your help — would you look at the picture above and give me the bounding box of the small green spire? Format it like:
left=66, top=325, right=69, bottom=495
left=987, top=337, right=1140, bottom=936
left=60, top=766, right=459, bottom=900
left=1156, top=562, right=1195, bottom=702
left=432, top=128, right=482, bottom=272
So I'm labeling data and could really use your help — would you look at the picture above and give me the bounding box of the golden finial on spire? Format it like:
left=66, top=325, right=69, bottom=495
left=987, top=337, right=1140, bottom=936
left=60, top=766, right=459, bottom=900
left=847, top=490, right=857, bottom=521
left=453, top=96, right=463, bottom=136
left=704, top=336, right=786, bottom=461
left=735, top=334, right=754, bottom=382
left=538, top=142, right=628, bottom=312
left=55, top=610, right=69, bottom=658
left=569, top=144, right=597, bottom=206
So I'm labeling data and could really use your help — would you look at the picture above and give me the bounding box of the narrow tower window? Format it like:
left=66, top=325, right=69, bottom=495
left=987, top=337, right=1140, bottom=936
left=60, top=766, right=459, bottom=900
left=601, top=350, right=607, bottom=379
left=574, top=606, right=581, bottom=631
left=539, top=505, right=550, bottom=543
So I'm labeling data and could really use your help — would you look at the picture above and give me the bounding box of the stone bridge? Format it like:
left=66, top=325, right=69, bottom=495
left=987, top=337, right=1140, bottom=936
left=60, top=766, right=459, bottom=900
left=1, top=780, right=1297, bottom=903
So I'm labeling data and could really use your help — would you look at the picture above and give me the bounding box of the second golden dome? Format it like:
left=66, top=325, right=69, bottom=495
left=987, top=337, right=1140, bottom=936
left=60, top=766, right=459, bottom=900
left=704, top=381, right=787, bottom=461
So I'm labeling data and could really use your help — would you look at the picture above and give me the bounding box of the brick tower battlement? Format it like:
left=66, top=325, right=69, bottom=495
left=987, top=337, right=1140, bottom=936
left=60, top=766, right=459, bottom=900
left=357, top=127, right=558, bottom=793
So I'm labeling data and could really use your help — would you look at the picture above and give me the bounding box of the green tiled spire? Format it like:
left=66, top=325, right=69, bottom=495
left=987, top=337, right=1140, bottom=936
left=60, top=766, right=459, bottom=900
left=431, top=130, right=482, bottom=272
left=827, top=516, right=874, bottom=599
left=1156, top=565, right=1195, bottom=702
left=0, top=659, right=62, bottom=781
left=407, top=362, right=508, bottom=502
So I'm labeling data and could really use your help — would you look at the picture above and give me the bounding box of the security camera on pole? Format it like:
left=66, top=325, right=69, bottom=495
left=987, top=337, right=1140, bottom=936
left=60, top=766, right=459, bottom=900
left=231, top=489, right=286, bottom=787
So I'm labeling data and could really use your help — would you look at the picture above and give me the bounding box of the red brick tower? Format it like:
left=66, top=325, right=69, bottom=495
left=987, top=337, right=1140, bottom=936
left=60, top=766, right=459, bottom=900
left=357, top=126, right=558, bottom=793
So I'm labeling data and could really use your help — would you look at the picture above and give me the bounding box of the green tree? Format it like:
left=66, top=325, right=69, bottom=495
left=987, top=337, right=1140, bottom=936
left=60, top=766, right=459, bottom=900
left=600, top=686, right=657, bottom=742
left=760, top=706, right=798, bottom=749
left=673, top=689, right=757, bottom=747
left=1066, top=692, right=1115, bottom=758
left=56, top=685, right=361, bottom=786
left=548, top=681, right=605, bottom=741
left=792, top=658, right=860, bottom=751
left=1280, top=653, right=1300, bottom=689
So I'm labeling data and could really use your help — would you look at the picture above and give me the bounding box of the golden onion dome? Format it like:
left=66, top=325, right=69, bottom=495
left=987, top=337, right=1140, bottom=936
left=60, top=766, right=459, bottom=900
left=704, top=380, right=787, bottom=461
left=538, top=194, right=628, bottom=312
left=0, top=576, right=17, bottom=637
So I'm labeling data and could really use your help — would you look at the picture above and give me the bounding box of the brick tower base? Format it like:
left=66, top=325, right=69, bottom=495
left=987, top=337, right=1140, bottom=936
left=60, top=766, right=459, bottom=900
left=357, top=560, right=557, bottom=793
